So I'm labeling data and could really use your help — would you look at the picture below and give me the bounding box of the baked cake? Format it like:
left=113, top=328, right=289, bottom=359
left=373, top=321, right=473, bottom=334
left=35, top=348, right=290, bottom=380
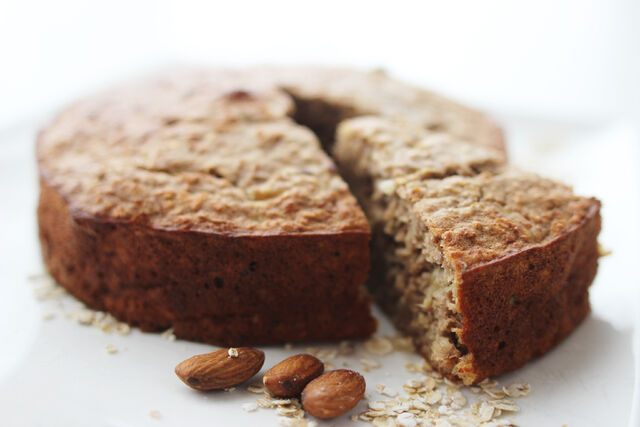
left=37, top=67, right=600, bottom=383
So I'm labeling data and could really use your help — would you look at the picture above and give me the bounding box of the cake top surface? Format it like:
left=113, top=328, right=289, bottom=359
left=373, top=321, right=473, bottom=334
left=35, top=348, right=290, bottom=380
left=334, top=116, right=599, bottom=271
left=38, top=67, right=502, bottom=235
left=335, top=116, right=505, bottom=182
left=37, top=74, right=366, bottom=235
left=400, top=170, right=600, bottom=271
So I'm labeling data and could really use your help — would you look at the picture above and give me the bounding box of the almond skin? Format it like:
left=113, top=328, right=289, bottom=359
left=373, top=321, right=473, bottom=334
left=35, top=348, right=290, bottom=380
left=175, top=347, right=264, bottom=390
left=301, top=369, right=365, bottom=419
left=263, top=354, right=324, bottom=397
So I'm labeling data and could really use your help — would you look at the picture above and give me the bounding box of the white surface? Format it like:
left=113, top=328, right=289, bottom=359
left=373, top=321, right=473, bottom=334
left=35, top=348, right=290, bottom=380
left=1, top=1, right=638, bottom=424
left=1, top=0, right=640, bottom=129
left=0, top=114, right=637, bottom=426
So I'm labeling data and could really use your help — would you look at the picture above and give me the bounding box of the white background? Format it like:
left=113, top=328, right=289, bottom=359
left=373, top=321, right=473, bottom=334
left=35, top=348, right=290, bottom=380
left=1, top=0, right=640, bottom=126
left=0, top=1, right=638, bottom=426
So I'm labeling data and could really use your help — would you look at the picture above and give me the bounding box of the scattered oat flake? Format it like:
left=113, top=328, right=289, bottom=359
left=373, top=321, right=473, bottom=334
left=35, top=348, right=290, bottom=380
left=34, top=282, right=67, bottom=300
left=69, top=309, right=95, bottom=325
left=256, top=396, right=273, bottom=408
left=41, top=312, right=56, bottom=321
left=228, top=347, right=239, bottom=358
left=161, top=327, right=176, bottom=341
left=27, top=272, right=49, bottom=281
left=372, top=417, right=395, bottom=427
left=271, top=398, right=295, bottom=405
left=360, top=356, right=381, bottom=371
left=277, top=418, right=308, bottom=427
left=365, top=337, right=394, bottom=356
left=451, top=389, right=466, bottom=402
left=438, top=404, right=454, bottom=415
left=369, top=401, right=387, bottom=411
left=598, top=244, right=612, bottom=257
left=444, top=377, right=458, bottom=387
left=489, top=399, right=520, bottom=412
left=337, top=340, right=355, bottom=355
left=116, top=322, right=131, bottom=335
left=425, top=390, right=443, bottom=405
left=104, top=344, right=117, bottom=354
left=390, top=335, right=414, bottom=351
left=504, top=382, right=531, bottom=398
left=316, top=349, right=337, bottom=361
left=378, top=384, right=398, bottom=398
left=397, top=412, right=417, bottom=427
left=224, top=387, right=236, bottom=392
left=405, top=379, right=423, bottom=388
left=148, top=410, right=161, bottom=419
left=424, top=376, right=437, bottom=390
left=31, top=273, right=137, bottom=337
left=242, top=402, right=258, bottom=412
left=305, top=347, right=319, bottom=356
left=247, top=382, right=266, bottom=394
left=478, top=401, right=495, bottom=422
left=276, top=407, right=301, bottom=416
left=405, top=363, right=421, bottom=373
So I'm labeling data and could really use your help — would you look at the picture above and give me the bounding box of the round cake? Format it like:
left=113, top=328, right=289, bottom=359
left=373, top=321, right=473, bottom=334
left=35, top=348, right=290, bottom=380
left=37, top=66, right=599, bottom=384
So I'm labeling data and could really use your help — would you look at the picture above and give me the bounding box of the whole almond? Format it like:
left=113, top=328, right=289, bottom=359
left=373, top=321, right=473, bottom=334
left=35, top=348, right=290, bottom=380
left=263, top=353, right=324, bottom=397
left=301, top=369, right=365, bottom=419
left=175, top=347, right=264, bottom=390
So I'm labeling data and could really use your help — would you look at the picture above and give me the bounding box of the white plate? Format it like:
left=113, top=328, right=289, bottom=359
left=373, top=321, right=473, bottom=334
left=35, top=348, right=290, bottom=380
left=0, top=116, right=637, bottom=426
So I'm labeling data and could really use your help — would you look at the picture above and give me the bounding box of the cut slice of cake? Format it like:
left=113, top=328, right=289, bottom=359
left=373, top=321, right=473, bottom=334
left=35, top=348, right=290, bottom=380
left=334, top=117, right=601, bottom=384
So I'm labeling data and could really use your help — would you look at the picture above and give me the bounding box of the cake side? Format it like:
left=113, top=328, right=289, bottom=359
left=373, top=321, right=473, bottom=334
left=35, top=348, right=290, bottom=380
left=38, top=178, right=376, bottom=345
left=454, top=203, right=600, bottom=382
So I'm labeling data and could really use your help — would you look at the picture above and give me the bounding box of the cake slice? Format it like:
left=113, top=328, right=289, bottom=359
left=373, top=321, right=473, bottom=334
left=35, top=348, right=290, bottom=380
left=334, top=117, right=601, bottom=384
